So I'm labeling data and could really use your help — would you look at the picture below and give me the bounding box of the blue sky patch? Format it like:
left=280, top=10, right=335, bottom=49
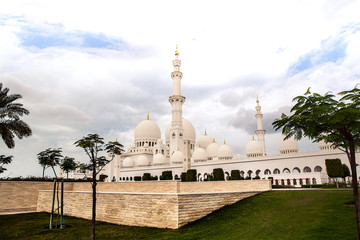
left=16, top=22, right=125, bottom=50
left=288, top=37, right=347, bottom=75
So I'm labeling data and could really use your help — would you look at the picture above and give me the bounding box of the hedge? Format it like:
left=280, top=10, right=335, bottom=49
left=213, top=168, right=224, bottom=181
left=230, top=170, right=240, bottom=180
left=160, top=171, right=173, bottom=180
left=186, top=169, right=197, bottom=182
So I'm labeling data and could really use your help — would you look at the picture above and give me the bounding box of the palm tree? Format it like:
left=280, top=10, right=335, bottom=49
left=0, top=83, right=32, bottom=149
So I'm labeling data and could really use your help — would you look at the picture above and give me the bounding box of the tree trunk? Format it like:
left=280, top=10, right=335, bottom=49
left=67, top=172, right=69, bottom=179
left=92, top=158, right=97, bottom=240
left=348, top=142, right=360, bottom=240
left=42, top=167, right=45, bottom=178
left=336, top=177, right=339, bottom=188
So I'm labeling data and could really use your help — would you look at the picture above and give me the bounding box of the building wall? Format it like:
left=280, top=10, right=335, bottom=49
left=35, top=180, right=270, bottom=228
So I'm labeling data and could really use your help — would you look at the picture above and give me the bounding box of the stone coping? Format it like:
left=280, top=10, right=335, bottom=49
left=38, top=190, right=263, bottom=195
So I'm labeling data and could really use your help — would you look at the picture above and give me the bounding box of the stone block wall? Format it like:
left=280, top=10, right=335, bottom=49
left=0, top=181, right=72, bottom=213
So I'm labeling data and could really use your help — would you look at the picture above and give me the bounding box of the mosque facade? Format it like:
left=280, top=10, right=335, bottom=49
left=102, top=48, right=359, bottom=186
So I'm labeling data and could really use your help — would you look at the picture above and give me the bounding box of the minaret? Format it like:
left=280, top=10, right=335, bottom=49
left=169, top=45, right=186, bottom=162
left=255, top=97, right=266, bottom=156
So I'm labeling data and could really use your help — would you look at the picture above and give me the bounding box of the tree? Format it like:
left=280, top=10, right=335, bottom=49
left=74, top=134, right=124, bottom=240
left=342, top=164, right=351, bottom=184
left=0, top=155, right=12, bottom=173
left=60, top=156, right=77, bottom=179
left=37, top=148, right=63, bottom=178
left=272, top=85, right=360, bottom=238
left=325, top=159, right=343, bottom=188
left=0, top=83, right=32, bottom=173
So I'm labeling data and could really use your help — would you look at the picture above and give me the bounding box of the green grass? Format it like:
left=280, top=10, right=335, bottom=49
left=0, top=190, right=356, bottom=240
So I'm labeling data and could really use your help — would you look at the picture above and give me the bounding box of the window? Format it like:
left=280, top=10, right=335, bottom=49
left=264, top=169, right=271, bottom=175
left=303, top=166, right=311, bottom=173
left=283, top=168, right=290, bottom=174
left=293, top=167, right=300, bottom=173
left=314, top=166, right=322, bottom=172
left=273, top=168, right=280, bottom=174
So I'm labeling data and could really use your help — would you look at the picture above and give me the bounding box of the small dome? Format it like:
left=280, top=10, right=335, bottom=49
left=135, top=155, right=150, bottom=167
left=122, top=157, right=134, bottom=168
left=318, top=140, right=334, bottom=151
left=279, top=136, right=298, bottom=154
left=134, top=119, right=161, bottom=140
left=192, top=147, right=207, bottom=162
left=218, top=142, right=233, bottom=159
left=196, top=132, right=213, bottom=149
left=165, top=118, right=196, bottom=143
left=246, top=139, right=263, bottom=157
left=156, top=138, right=163, bottom=145
left=153, top=153, right=167, bottom=165
left=206, top=140, right=220, bottom=159
left=170, top=150, right=184, bottom=164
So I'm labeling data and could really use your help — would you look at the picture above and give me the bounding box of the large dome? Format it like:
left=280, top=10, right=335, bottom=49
left=192, top=147, right=207, bottom=162
left=122, top=157, right=134, bottom=168
left=170, top=150, right=184, bottom=164
left=218, top=142, right=233, bottom=159
left=153, top=153, right=167, bottom=165
left=165, top=118, right=196, bottom=142
left=279, top=136, right=298, bottom=154
left=246, top=139, right=263, bottom=157
left=196, top=132, right=212, bottom=149
left=134, top=119, right=161, bottom=140
left=206, top=140, right=220, bottom=159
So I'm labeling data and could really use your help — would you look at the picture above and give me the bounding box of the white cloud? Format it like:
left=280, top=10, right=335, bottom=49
left=0, top=0, right=359, bottom=177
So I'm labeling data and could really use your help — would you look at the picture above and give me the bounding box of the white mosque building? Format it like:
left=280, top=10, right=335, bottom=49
left=102, top=47, right=359, bottom=186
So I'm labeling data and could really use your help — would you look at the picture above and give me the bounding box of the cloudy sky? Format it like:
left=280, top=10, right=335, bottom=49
left=1, top=0, right=359, bottom=177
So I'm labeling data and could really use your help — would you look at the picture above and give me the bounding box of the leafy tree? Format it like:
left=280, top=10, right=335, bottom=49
left=0, top=155, right=12, bottom=173
left=74, top=134, right=124, bottom=240
left=60, top=156, right=77, bottom=179
left=0, top=83, right=32, bottom=173
left=272, top=85, right=360, bottom=238
left=325, top=159, right=343, bottom=188
left=37, top=148, right=63, bottom=178
left=342, top=164, right=351, bottom=184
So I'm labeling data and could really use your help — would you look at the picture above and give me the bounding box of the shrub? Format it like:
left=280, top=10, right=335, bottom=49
left=186, top=169, right=197, bottom=182
left=213, top=168, right=224, bottom=181
left=160, top=171, right=173, bottom=180
left=134, top=176, right=142, bottom=181
left=230, top=170, right=241, bottom=180
left=245, top=176, right=251, bottom=180
left=239, top=176, right=245, bottom=180
left=180, top=172, right=187, bottom=182
left=253, top=176, right=260, bottom=180
left=142, top=173, right=151, bottom=181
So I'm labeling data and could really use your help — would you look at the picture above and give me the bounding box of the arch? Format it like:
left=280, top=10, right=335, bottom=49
left=130, top=177, right=133, bottom=181
left=204, top=173, right=209, bottom=180
left=247, top=170, right=253, bottom=178
left=264, top=169, right=271, bottom=175
left=240, top=171, right=244, bottom=177
left=162, top=149, right=164, bottom=154
left=225, top=171, right=230, bottom=180
left=281, top=179, right=285, bottom=185
left=312, top=178, right=317, bottom=184
left=155, top=149, right=158, bottom=154
left=197, top=173, right=202, bottom=181
left=126, top=177, right=129, bottom=181
left=293, top=167, right=301, bottom=173
left=174, top=174, right=179, bottom=180
left=314, top=166, right=322, bottom=172
left=273, top=168, right=280, bottom=174
left=303, top=166, right=311, bottom=173
left=283, top=168, right=290, bottom=174
left=256, top=169, right=261, bottom=177
left=292, top=179, right=297, bottom=185
left=112, top=176, right=116, bottom=182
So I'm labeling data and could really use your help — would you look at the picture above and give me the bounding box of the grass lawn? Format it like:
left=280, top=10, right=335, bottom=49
left=0, top=190, right=356, bottom=240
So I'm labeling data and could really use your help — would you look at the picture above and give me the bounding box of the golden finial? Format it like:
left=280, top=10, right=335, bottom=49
left=177, top=147, right=179, bottom=151
left=224, top=140, right=226, bottom=144
left=213, top=138, right=216, bottom=143
left=175, top=44, right=179, bottom=56
left=252, top=136, right=255, bottom=141
left=256, top=96, right=259, bottom=104
left=199, top=144, right=201, bottom=148
left=205, top=129, right=207, bottom=135
left=147, top=112, right=149, bottom=120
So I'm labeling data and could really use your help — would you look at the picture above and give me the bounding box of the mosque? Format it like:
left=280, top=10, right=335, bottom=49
left=100, top=47, right=359, bottom=186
